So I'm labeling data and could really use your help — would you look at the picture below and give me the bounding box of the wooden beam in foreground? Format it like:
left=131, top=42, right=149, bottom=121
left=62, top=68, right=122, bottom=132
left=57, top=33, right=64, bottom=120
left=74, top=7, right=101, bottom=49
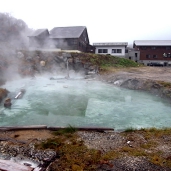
left=0, top=125, right=114, bottom=131
left=48, top=126, right=114, bottom=131
left=0, top=159, right=33, bottom=171
left=0, top=125, right=47, bottom=131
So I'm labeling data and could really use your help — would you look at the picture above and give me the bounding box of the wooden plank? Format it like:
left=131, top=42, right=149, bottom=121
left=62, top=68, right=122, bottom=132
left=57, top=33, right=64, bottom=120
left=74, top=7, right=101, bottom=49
left=0, top=125, right=47, bottom=131
left=0, top=159, right=33, bottom=171
left=48, top=126, right=114, bottom=131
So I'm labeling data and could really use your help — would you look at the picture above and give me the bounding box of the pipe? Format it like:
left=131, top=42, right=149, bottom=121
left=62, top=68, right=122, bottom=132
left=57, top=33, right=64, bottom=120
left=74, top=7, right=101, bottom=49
left=15, top=92, right=22, bottom=99
left=66, top=58, right=70, bottom=79
left=14, top=89, right=26, bottom=99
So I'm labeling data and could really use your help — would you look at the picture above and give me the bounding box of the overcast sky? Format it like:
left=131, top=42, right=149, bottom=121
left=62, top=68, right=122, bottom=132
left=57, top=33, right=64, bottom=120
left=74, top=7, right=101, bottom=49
left=0, top=0, right=171, bottom=45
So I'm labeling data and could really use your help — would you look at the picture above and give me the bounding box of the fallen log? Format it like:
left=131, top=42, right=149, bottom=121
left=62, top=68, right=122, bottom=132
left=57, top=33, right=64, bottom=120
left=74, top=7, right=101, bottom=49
left=0, top=159, right=33, bottom=171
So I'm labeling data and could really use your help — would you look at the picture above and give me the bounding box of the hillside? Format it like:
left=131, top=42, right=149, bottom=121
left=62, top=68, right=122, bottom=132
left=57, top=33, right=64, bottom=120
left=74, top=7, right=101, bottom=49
left=13, top=51, right=139, bottom=78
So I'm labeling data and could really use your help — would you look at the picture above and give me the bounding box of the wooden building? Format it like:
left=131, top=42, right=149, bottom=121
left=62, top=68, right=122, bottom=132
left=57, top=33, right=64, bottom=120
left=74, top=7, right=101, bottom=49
left=133, top=40, right=171, bottom=66
left=28, top=26, right=94, bottom=53
left=28, top=29, right=49, bottom=48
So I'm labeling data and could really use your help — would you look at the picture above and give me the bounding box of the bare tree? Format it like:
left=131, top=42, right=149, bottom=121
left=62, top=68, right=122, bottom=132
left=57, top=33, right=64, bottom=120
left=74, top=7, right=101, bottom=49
left=0, top=13, right=33, bottom=82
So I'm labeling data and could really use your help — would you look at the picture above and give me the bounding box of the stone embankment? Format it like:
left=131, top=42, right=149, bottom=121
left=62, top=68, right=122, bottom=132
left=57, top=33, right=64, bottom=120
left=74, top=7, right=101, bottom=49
left=17, top=51, right=98, bottom=78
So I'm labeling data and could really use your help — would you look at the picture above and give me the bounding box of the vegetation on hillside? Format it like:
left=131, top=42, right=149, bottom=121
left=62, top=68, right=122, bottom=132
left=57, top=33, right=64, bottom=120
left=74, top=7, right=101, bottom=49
left=0, top=13, right=31, bottom=49
left=71, top=52, right=139, bottom=67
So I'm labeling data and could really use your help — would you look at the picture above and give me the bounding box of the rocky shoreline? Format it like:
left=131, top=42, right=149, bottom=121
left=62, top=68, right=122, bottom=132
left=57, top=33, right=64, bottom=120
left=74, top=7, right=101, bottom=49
left=98, top=67, right=171, bottom=102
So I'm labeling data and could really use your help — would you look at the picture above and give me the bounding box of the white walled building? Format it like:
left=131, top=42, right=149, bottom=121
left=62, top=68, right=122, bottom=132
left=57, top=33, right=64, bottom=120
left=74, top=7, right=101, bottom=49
left=93, top=42, right=128, bottom=57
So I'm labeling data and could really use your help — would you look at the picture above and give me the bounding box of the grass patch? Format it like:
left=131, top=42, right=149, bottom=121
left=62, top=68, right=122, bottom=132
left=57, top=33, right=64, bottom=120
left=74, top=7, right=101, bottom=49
left=140, top=141, right=158, bottom=149
left=157, top=81, right=171, bottom=88
left=35, top=127, right=171, bottom=170
left=71, top=52, right=140, bottom=70
left=149, top=153, right=168, bottom=167
left=36, top=134, right=102, bottom=170
left=102, top=150, right=122, bottom=160
left=139, top=127, right=171, bottom=139
left=52, top=125, right=78, bottom=136
left=120, top=146, right=147, bottom=156
left=37, top=138, right=62, bottom=149
left=124, top=127, right=137, bottom=133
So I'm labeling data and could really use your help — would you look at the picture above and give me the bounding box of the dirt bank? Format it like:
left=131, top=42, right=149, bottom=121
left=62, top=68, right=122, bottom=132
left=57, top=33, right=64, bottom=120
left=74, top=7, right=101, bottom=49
left=99, top=67, right=171, bottom=83
left=98, top=66, right=171, bottom=101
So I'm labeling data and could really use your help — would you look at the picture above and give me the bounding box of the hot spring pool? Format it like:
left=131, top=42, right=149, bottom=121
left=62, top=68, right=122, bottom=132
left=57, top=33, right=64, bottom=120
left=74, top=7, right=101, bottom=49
left=0, top=77, right=171, bottom=130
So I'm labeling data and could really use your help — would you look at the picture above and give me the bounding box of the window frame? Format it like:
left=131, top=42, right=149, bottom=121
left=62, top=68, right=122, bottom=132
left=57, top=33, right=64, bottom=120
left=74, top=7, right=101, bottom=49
left=98, top=49, right=108, bottom=54
left=146, top=54, right=151, bottom=58
left=141, top=46, right=147, bottom=50
left=151, top=46, right=156, bottom=50
left=112, top=49, right=122, bottom=53
left=166, top=46, right=171, bottom=50
left=117, top=49, right=122, bottom=53
left=153, top=55, right=157, bottom=58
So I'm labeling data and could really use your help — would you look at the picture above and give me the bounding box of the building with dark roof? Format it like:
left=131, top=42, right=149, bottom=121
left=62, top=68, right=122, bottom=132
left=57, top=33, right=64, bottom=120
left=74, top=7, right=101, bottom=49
left=28, top=29, right=49, bottom=48
left=28, top=26, right=94, bottom=53
left=134, top=40, right=171, bottom=66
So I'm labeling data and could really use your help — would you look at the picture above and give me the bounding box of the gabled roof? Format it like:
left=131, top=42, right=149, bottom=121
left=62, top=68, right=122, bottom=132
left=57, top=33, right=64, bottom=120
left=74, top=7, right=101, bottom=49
left=28, top=29, right=49, bottom=37
left=93, top=42, right=128, bottom=46
left=134, top=40, right=171, bottom=46
left=49, top=26, right=86, bottom=38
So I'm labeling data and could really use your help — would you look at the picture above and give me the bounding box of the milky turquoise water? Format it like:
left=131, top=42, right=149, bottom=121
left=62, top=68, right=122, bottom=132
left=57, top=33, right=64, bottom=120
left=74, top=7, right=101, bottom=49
left=0, top=77, right=171, bottom=130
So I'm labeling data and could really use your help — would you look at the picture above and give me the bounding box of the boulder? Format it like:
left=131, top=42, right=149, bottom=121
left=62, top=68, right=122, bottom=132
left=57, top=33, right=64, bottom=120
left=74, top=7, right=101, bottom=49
left=0, top=88, right=8, bottom=103
left=4, top=98, right=12, bottom=108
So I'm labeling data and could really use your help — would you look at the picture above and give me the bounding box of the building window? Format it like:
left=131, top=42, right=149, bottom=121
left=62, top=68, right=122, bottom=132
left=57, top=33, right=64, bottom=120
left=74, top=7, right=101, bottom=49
left=112, top=49, right=117, bottom=53
left=135, top=53, right=137, bottom=57
left=98, top=49, right=108, bottom=53
left=117, top=49, right=122, bottom=53
left=129, top=57, right=131, bottom=59
left=125, top=49, right=128, bottom=53
left=98, top=49, right=102, bottom=53
left=141, top=46, right=147, bottom=50
left=153, top=55, right=157, bottom=58
left=103, top=49, right=108, bottom=53
left=146, top=55, right=151, bottom=58
left=112, top=49, right=122, bottom=53
left=166, top=46, right=171, bottom=50
left=151, top=46, right=156, bottom=49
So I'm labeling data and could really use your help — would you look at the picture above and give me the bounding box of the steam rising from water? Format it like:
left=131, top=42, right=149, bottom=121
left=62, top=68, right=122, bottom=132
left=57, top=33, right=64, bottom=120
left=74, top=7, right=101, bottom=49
left=1, top=76, right=171, bottom=130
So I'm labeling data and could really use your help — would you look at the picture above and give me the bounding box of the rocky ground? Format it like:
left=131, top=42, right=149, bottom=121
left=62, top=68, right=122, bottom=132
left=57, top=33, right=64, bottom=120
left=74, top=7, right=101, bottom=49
left=0, top=66, right=171, bottom=170
left=98, top=66, right=171, bottom=102
left=99, top=66, right=171, bottom=83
